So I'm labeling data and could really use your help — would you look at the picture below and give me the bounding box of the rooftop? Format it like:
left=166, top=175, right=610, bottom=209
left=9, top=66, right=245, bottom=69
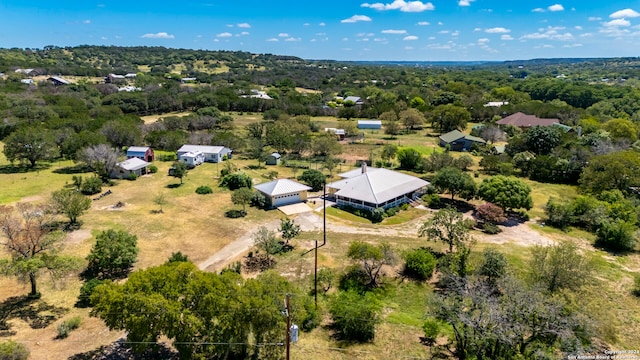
left=117, top=157, right=150, bottom=171
left=254, top=179, right=312, bottom=196
left=496, top=112, right=559, bottom=128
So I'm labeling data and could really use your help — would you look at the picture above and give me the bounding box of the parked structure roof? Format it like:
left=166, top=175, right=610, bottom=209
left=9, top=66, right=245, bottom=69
left=254, top=179, right=312, bottom=196
left=117, top=157, right=150, bottom=171
left=496, top=112, right=559, bottom=128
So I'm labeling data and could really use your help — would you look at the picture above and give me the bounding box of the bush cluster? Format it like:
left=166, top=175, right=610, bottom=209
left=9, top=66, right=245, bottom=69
left=56, top=317, right=82, bottom=339
left=0, top=340, right=29, bottom=360
left=195, top=185, right=213, bottom=194
left=403, top=248, right=437, bottom=280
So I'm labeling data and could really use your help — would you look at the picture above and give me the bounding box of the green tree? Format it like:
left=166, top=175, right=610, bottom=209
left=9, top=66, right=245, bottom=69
left=418, top=207, right=472, bottom=253
left=403, top=248, right=437, bottom=280
left=0, top=203, right=80, bottom=296
left=86, top=229, right=138, bottom=280
left=396, top=147, right=423, bottom=171
left=432, top=167, right=476, bottom=201
left=231, top=187, right=253, bottom=213
left=311, top=133, right=342, bottom=157
left=429, top=104, right=471, bottom=133
left=596, top=220, right=637, bottom=252
left=279, top=218, right=301, bottom=245
left=253, top=226, right=282, bottom=262
left=3, top=127, right=59, bottom=167
left=523, top=125, right=562, bottom=155
left=477, top=248, right=508, bottom=284
left=478, top=175, right=533, bottom=211
left=297, top=169, right=325, bottom=191
left=380, top=144, right=398, bottom=166
left=170, top=161, right=188, bottom=184
left=529, top=241, right=592, bottom=293
left=579, top=150, right=640, bottom=195
left=50, top=189, right=91, bottom=225
left=399, top=108, right=425, bottom=132
left=220, top=172, right=252, bottom=190
left=346, top=242, right=396, bottom=287
left=329, top=290, right=382, bottom=342
left=602, top=118, right=638, bottom=141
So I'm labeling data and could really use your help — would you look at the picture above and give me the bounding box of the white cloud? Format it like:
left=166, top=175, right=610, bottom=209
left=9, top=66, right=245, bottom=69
left=458, top=0, right=474, bottom=6
left=574, top=26, right=582, bottom=30
left=520, top=26, right=574, bottom=41
left=213, top=38, right=220, bottom=42
left=303, top=23, right=311, bottom=26
left=83, top=19, right=91, bottom=24
left=237, top=22, right=251, bottom=28
left=501, top=34, right=514, bottom=40
left=417, top=21, right=430, bottom=25
left=382, top=29, right=407, bottom=34
left=548, top=4, right=564, bottom=12
left=310, top=38, right=317, bottom=42
left=278, top=33, right=289, bottom=37
left=266, top=38, right=279, bottom=42
left=478, top=38, right=490, bottom=44
left=141, top=32, right=175, bottom=39
left=451, top=30, right=460, bottom=36
left=239, top=31, right=250, bottom=36
left=226, top=24, right=234, bottom=28
left=473, top=27, right=482, bottom=32
left=404, top=46, right=414, bottom=50
left=316, top=32, right=327, bottom=36
left=438, top=21, right=443, bottom=25
left=341, top=15, right=372, bottom=23
left=358, top=32, right=375, bottom=37
left=610, top=9, right=640, bottom=19
left=485, top=27, right=510, bottom=33
left=374, top=37, right=388, bottom=42
left=563, top=43, right=583, bottom=47
left=404, top=35, right=419, bottom=40
left=532, top=8, right=545, bottom=13
left=361, top=0, right=434, bottom=12
left=604, top=19, right=631, bottom=27
left=319, top=22, right=326, bottom=26
left=438, top=30, right=449, bottom=34
left=285, top=37, right=301, bottom=42
left=216, top=32, right=233, bottom=38
left=101, top=36, right=107, bottom=40
left=588, top=16, right=602, bottom=21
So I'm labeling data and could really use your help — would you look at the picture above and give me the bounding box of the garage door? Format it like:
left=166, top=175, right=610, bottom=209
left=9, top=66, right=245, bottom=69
left=273, top=193, right=301, bottom=207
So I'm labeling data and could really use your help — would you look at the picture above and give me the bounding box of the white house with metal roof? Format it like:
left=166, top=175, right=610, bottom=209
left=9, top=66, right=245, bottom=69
left=111, top=157, right=150, bottom=179
left=177, top=145, right=232, bottom=163
left=327, top=164, right=429, bottom=211
left=254, top=179, right=312, bottom=208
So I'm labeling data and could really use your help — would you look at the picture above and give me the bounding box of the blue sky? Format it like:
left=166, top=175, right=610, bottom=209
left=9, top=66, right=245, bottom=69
left=1, top=0, right=639, bottom=61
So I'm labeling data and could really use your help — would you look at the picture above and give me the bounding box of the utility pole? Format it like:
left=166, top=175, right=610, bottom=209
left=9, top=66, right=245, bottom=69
left=285, top=293, right=291, bottom=360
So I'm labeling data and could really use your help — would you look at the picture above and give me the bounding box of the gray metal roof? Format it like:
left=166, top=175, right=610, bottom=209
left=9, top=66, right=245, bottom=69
left=254, top=179, right=311, bottom=196
left=127, top=146, right=150, bottom=154
left=117, top=157, right=150, bottom=171
left=439, top=130, right=465, bottom=143
left=177, top=145, right=230, bottom=154
left=357, top=120, right=382, bottom=125
left=328, top=167, right=429, bottom=205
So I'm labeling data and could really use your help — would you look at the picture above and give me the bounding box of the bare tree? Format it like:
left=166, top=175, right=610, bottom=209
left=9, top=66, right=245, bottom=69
left=77, top=144, right=120, bottom=179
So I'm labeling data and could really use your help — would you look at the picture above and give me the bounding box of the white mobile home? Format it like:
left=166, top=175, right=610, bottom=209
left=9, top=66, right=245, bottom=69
left=177, top=145, right=232, bottom=163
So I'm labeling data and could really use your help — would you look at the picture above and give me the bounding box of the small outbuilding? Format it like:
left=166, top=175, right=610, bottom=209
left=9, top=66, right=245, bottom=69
left=48, top=76, right=71, bottom=86
left=178, top=151, right=205, bottom=168
left=177, top=145, right=232, bottom=163
left=111, top=158, right=150, bottom=179
left=254, top=179, right=312, bottom=208
left=126, top=146, right=154, bottom=162
left=266, top=152, right=281, bottom=165
left=357, top=120, right=382, bottom=130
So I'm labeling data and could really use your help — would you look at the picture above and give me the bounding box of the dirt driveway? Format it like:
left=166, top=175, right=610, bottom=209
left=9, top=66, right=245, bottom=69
left=198, top=210, right=555, bottom=272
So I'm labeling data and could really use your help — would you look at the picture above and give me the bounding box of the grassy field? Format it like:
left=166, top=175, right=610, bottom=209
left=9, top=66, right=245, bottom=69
left=2, top=113, right=640, bottom=358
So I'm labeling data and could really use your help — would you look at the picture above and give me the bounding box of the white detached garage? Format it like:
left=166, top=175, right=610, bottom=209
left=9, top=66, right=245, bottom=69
left=254, top=179, right=312, bottom=208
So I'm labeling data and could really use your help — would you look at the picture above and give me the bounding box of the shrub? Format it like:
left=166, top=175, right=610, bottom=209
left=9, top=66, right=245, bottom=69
left=545, top=199, right=574, bottom=230
left=195, top=185, right=213, bottom=194
left=338, top=265, right=370, bottom=293
left=400, top=203, right=409, bottom=211
left=225, top=209, right=246, bottom=218
left=476, top=202, right=506, bottom=224
left=80, top=176, right=102, bottom=195
left=148, top=165, right=158, bottom=173
left=0, top=340, right=29, bottom=360
left=251, top=191, right=267, bottom=208
left=633, top=274, right=640, bottom=297
left=482, top=223, right=501, bottom=234
left=158, top=153, right=177, bottom=162
left=127, top=172, right=138, bottom=181
left=167, top=252, right=189, bottom=263
left=219, top=172, right=252, bottom=190
left=422, top=194, right=442, bottom=208
left=404, top=248, right=437, bottom=280
left=385, top=207, right=397, bottom=217
left=596, top=220, right=637, bottom=252
left=370, top=208, right=386, bottom=223
left=56, top=317, right=82, bottom=339
left=422, top=318, right=441, bottom=345
left=76, top=279, right=106, bottom=308
left=329, top=290, right=382, bottom=342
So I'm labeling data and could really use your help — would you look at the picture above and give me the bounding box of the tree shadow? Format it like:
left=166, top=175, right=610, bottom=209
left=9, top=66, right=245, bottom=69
left=0, top=295, right=68, bottom=336
left=69, top=338, right=179, bottom=360
left=52, top=164, right=92, bottom=174
left=0, top=163, right=51, bottom=174
left=166, top=183, right=182, bottom=189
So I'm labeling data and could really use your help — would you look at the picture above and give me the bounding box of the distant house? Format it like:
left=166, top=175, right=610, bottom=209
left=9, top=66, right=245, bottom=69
left=357, top=120, right=382, bottom=130
left=15, top=68, right=42, bottom=77
left=125, top=73, right=137, bottom=78
left=344, top=96, right=364, bottom=105
left=181, top=77, right=197, bottom=83
left=439, top=130, right=486, bottom=151
left=178, top=151, right=205, bottom=168
left=325, top=128, right=346, bottom=140
left=48, top=76, right=70, bottom=86
left=111, top=158, right=150, bottom=179
left=126, top=146, right=154, bottom=162
left=496, top=112, right=559, bottom=129
left=20, top=79, right=34, bottom=84
left=242, top=90, right=273, bottom=100
left=483, top=101, right=509, bottom=107
left=254, top=179, right=312, bottom=208
left=105, top=74, right=126, bottom=83
left=177, top=145, right=232, bottom=163
left=327, top=164, right=429, bottom=211
left=266, top=152, right=281, bottom=166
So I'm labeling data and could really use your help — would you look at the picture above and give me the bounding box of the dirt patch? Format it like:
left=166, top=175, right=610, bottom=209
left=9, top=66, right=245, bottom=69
left=18, top=195, right=44, bottom=203
left=66, top=228, right=92, bottom=245
left=477, top=223, right=555, bottom=246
